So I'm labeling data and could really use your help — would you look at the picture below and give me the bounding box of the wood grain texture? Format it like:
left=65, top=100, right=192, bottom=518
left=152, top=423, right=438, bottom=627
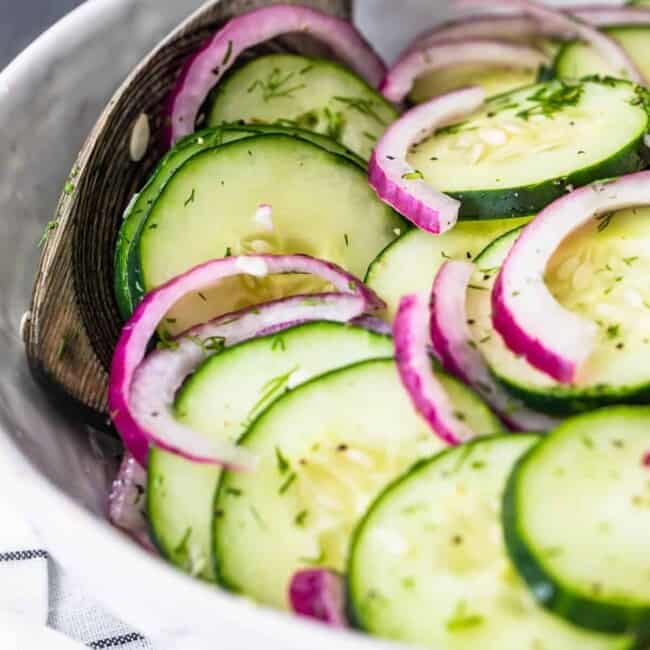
left=25, top=0, right=353, bottom=421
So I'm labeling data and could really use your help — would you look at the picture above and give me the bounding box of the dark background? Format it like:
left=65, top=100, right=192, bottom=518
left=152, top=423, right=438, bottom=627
left=0, top=0, right=85, bottom=67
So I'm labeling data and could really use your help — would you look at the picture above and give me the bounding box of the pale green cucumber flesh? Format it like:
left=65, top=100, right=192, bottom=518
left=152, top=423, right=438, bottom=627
left=115, top=124, right=364, bottom=319
left=365, top=217, right=531, bottom=321
left=554, top=26, right=650, bottom=85
left=206, top=54, right=397, bottom=160
left=406, top=79, right=649, bottom=219
left=147, top=321, right=393, bottom=579
left=410, top=64, right=539, bottom=105
left=503, top=407, right=650, bottom=637
left=468, top=207, right=650, bottom=414
left=213, top=358, right=503, bottom=609
left=137, top=134, right=404, bottom=334
left=349, top=435, right=633, bottom=650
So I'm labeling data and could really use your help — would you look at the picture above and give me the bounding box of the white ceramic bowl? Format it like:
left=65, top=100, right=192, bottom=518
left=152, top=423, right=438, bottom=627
left=0, top=0, right=603, bottom=647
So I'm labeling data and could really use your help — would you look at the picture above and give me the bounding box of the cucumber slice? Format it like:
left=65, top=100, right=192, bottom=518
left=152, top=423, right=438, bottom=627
left=147, top=321, right=393, bottom=579
left=468, top=207, right=650, bottom=415
left=206, top=54, right=398, bottom=161
left=554, top=27, right=650, bottom=83
left=115, top=124, right=364, bottom=319
left=365, top=216, right=531, bottom=321
left=349, top=436, right=633, bottom=650
left=410, top=64, right=539, bottom=105
left=137, top=134, right=404, bottom=334
left=504, top=407, right=650, bottom=637
left=407, top=78, right=649, bottom=219
left=213, top=358, right=503, bottom=609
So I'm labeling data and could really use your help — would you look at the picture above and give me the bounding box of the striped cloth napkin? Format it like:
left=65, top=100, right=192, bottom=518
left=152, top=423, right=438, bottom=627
left=0, top=495, right=154, bottom=649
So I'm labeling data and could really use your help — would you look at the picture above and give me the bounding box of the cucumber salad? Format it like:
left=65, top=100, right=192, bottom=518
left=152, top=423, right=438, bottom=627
left=106, top=1, right=650, bottom=648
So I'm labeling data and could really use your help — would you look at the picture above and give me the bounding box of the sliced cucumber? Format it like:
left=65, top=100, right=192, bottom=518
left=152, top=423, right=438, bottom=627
left=213, top=358, right=502, bottom=609
left=410, top=64, right=539, bottom=105
left=349, top=435, right=633, bottom=650
left=115, top=124, right=364, bottom=319
left=554, top=27, right=650, bottom=83
left=407, top=78, right=649, bottom=219
left=468, top=207, right=650, bottom=415
left=137, top=134, right=404, bottom=334
left=206, top=54, right=398, bottom=161
left=365, top=216, right=531, bottom=321
left=504, top=407, right=650, bottom=637
left=147, top=321, right=393, bottom=579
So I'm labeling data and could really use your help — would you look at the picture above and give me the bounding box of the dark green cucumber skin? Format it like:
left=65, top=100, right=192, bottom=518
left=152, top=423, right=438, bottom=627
left=502, top=412, right=650, bottom=643
left=114, top=128, right=230, bottom=320
left=145, top=449, right=180, bottom=571
left=451, top=134, right=650, bottom=219
left=496, top=372, right=650, bottom=417
left=474, top=227, right=650, bottom=415
left=346, top=434, right=539, bottom=631
left=114, top=125, right=365, bottom=320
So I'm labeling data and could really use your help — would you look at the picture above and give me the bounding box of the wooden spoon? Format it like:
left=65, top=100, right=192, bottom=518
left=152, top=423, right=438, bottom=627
left=24, top=0, right=353, bottom=428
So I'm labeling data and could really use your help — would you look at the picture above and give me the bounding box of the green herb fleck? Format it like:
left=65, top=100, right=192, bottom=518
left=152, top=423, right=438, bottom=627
left=402, top=170, right=424, bottom=181
left=157, top=329, right=179, bottom=351
left=333, top=95, right=387, bottom=126
left=248, top=67, right=307, bottom=102
left=436, top=120, right=469, bottom=136
left=275, top=447, right=291, bottom=475
left=279, top=472, right=297, bottom=495
left=623, top=256, right=639, bottom=266
left=344, top=233, right=350, bottom=247
left=295, top=510, right=309, bottom=527
left=56, top=330, right=77, bottom=361
left=249, top=506, right=267, bottom=530
left=323, top=108, right=345, bottom=141
left=596, top=212, right=613, bottom=232
left=184, top=188, right=196, bottom=207
left=446, top=600, right=484, bottom=632
left=38, top=220, right=59, bottom=247
left=222, top=40, right=234, bottom=65
left=299, top=545, right=326, bottom=566
left=63, top=181, right=75, bottom=195
left=225, top=487, right=242, bottom=497
left=401, top=577, right=416, bottom=590
left=515, top=80, right=583, bottom=121
left=271, top=336, right=286, bottom=352
left=202, top=336, right=226, bottom=353
left=606, top=324, right=620, bottom=340
left=173, top=528, right=192, bottom=557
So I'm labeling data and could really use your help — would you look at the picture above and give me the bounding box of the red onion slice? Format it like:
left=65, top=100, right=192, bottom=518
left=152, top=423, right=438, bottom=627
left=289, top=569, right=347, bottom=627
left=165, top=4, right=385, bottom=146
left=571, top=5, right=650, bottom=28
left=430, top=261, right=559, bottom=433
left=369, top=86, right=485, bottom=234
left=453, top=0, right=645, bottom=85
left=109, top=254, right=384, bottom=467
left=130, top=293, right=366, bottom=468
left=108, top=453, right=155, bottom=551
left=382, top=39, right=548, bottom=104
left=493, top=172, right=650, bottom=384
left=411, top=7, right=650, bottom=54
left=411, top=15, right=545, bottom=53
left=393, top=292, right=477, bottom=445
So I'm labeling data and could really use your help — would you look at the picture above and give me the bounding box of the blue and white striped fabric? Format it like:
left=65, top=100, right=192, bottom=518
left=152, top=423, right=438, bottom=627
left=0, top=496, right=154, bottom=649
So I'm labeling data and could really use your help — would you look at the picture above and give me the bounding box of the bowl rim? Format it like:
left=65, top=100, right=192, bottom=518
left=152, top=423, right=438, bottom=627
left=0, top=1, right=406, bottom=648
